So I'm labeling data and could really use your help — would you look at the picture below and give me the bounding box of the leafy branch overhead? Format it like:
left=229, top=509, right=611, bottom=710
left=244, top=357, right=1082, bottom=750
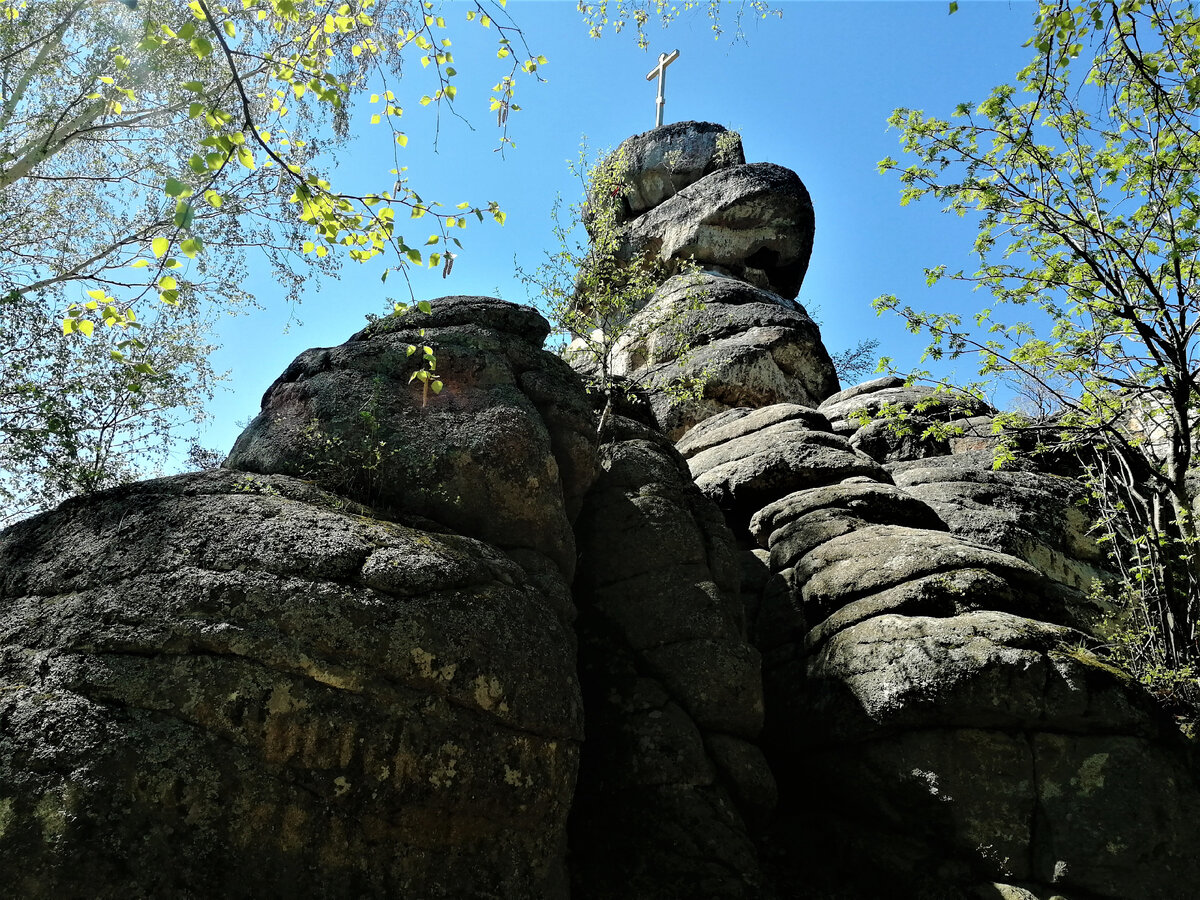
left=576, top=0, right=781, bottom=47
left=877, top=0, right=1200, bottom=685
left=0, top=0, right=544, bottom=338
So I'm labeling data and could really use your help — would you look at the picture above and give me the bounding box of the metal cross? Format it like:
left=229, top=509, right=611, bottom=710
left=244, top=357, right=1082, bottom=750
left=645, top=49, right=680, bottom=128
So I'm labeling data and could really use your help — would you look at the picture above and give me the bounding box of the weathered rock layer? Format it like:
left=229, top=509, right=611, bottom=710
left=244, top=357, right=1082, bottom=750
left=0, top=471, right=581, bottom=898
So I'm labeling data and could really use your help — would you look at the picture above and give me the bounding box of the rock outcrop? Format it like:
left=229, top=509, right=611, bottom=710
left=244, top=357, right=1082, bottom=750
left=611, top=274, right=839, bottom=440
left=602, top=121, right=746, bottom=222
left=889, top=451, right=1110, bottom=598
left=225, top=296, right=597, bottom=586
left=3, top=122, right=1199, bottom=900
left=0, top=471, right=582, bottom=898
left=619, top=162, right=815, bottom=300
left=569, top=416, right=769, bottom=899
left=819, top=375, right=998, bottom=461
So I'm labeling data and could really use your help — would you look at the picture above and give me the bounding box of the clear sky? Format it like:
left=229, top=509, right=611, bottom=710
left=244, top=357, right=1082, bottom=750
left=196, top=0, right=1039, bottom=461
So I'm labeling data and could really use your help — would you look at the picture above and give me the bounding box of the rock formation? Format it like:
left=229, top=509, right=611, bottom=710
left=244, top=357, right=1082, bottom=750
left=0, top=304, right=590, bottom=898
left=611, top=274, right=839, bottom=440
left=3, top=121, right=1199, bottom=899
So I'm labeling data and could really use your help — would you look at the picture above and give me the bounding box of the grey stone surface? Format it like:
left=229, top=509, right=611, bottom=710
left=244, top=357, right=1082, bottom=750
left=620, top=163, right=815, bottom=300
left=819, top=383, right=996, bottom=463
left=818, top=375, right=906, bottom=408
left=794, top=525, right=1047, bottom=622
left=750, top=481, right=946, bottom=549
left=783, top=606, right=1200, bottom=898
left=676, top=403, right=832, bottom=460
left=604, top=121, right=745, bottom=221
left=0, top=470, right=580, bottom=899
left=819, top=383, right=994, bottom=426
left=889, top=452, right=1109, bottom=597
left=568, top=416, right=766, bottom=899
left=804, top=611, right=1156, bottom=741
left=686, top=416, right=886, bottom=535
left=849, top=414, right=950, bottom=462
left=225, top=296, right=597, bottom=580
left=610, top=274, right=839, bottom=440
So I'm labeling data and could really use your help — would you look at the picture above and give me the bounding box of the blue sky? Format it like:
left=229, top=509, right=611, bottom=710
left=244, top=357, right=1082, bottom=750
left=198, top=0, right=1039, bottom=459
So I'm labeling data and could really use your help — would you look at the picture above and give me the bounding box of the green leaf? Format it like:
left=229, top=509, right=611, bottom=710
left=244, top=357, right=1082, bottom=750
left=165, top=176, right=188, bottom=197
left=204, top=189, right=223, bottom=208
left=190, top=37, right=213, bottom=59
left=86, top=288, right=106, bottom=301
left=78, top=320, right=95, bottom=336
left=152, top=236, right=169, bottom=258
left=174, top=200, right=195, bottom=229
left=180, top=237, right=204, bottom=258
left=130, top=259, right=149, bottom=268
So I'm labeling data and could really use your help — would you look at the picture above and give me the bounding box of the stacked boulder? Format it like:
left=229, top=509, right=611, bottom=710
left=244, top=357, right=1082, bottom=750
left=612, top=273, right=839, bottom=440
left=595, top=122, right=840, bottom=440
left=889, top=451, right=1111, bottom=601
left=818, top=374, right=998, bottom=461
left=600, top=124, right=1200, bottom=899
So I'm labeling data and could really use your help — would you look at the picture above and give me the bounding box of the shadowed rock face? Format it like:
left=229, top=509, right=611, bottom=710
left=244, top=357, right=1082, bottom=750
left=0, top=470, right=581, bottom=899
left=568, top=416, right=771, bottom=899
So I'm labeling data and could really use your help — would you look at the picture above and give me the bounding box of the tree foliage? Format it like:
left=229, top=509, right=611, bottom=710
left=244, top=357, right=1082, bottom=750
left=0, top=0, right=538, bottom=523
left=0, top=0, right=539, bottom=328
left=0, top=290, right=218, bottom=528
left=519, top=143, right=679, bottom=436
left=575, top=0, right=781, bottom=48
left=877, top=0, right=1200, bottom=680
left=0, top=0, right=781, bottom=523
